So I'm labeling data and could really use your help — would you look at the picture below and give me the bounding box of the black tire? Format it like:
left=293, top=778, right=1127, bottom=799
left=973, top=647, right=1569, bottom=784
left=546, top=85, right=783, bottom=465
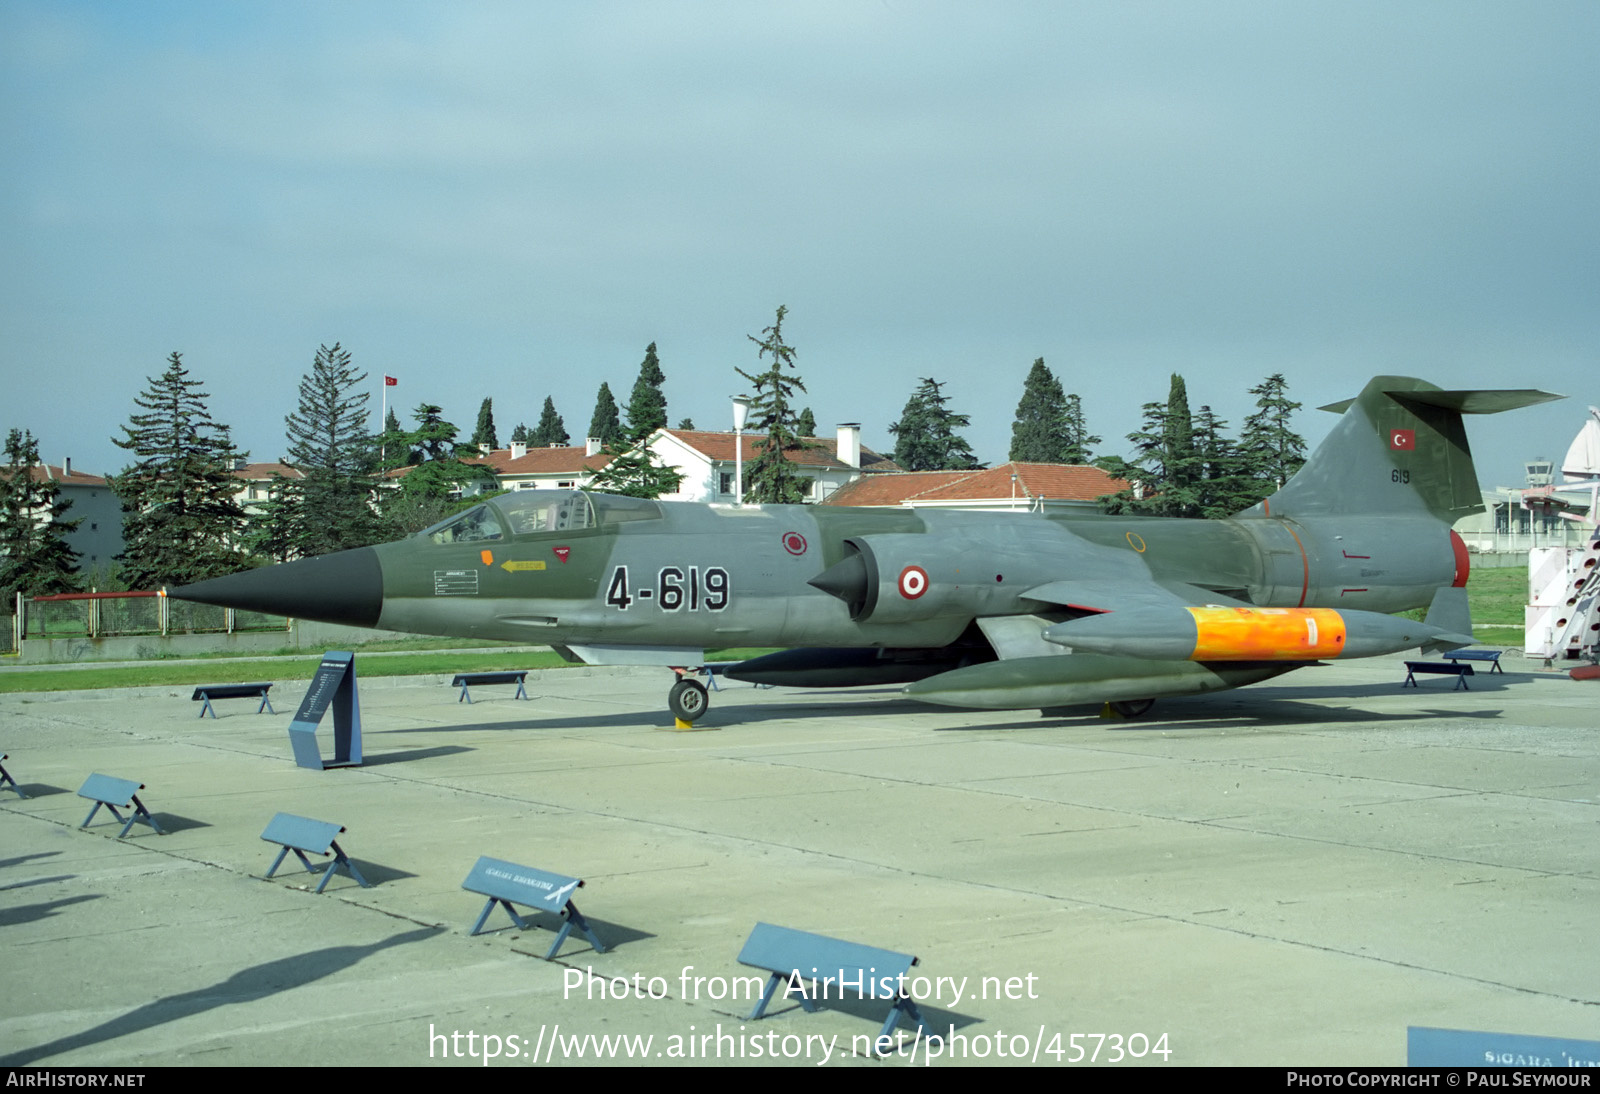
left=668, top=678, right=709, bottom=723
left=1109, top=698, right=1155, bottom=718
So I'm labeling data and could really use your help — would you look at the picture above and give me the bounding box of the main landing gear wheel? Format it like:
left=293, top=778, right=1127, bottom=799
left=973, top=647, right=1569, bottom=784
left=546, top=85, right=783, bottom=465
left=1109, top=698, right=1155, bottom=718
left=668, top=678, right=709, bottom=724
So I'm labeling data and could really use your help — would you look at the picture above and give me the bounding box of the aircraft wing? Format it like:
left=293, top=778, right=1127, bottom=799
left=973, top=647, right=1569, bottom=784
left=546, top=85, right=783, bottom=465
left=1018, top=579, right=1253, bottom=616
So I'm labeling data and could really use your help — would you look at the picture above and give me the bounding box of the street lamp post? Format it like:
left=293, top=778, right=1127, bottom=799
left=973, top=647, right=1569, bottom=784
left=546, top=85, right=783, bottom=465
left=731, top=395, right=751, bottom=505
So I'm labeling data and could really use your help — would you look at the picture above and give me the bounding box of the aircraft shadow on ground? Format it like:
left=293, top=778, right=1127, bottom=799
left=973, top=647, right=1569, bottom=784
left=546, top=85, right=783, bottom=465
left=953, top=690, right=1509, bottom=734
left=379, top=696, right=935, bottom=736
left=0, top=925, right=442, bottom=1066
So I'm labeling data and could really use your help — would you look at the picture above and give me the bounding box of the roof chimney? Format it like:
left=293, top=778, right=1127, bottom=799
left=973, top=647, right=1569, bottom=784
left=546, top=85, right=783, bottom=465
left=836, top=423, right=861, bottom=469
left=510, top=442, right=527, bottom=459
left=586, top=437, right=603, bottom=457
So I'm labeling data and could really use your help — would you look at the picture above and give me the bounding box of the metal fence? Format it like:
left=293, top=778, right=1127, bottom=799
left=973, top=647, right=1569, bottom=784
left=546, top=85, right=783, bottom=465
left=23, top=592, right=289, bottom=639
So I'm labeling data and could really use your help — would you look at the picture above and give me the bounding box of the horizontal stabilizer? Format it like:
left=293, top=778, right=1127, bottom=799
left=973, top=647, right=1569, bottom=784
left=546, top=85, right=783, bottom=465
left=1319, top=388, right=1563, bottom=415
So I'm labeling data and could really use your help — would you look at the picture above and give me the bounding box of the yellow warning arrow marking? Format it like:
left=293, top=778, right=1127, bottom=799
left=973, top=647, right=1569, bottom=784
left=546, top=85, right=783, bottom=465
left=501, top=560, right=547, bottom=572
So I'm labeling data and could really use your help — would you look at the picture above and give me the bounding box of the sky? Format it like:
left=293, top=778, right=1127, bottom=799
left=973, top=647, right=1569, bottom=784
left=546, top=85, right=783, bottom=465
left=3, top=1, right=1596, bottom=490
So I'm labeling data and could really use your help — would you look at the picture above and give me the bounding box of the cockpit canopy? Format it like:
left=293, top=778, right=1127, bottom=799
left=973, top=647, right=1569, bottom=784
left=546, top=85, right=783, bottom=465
left=421, top=490, right=662, bottom=545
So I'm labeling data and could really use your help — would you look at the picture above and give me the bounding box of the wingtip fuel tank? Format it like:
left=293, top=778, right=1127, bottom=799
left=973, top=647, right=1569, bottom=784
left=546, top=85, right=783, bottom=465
left=1039, top=606, right=1474, bottom=662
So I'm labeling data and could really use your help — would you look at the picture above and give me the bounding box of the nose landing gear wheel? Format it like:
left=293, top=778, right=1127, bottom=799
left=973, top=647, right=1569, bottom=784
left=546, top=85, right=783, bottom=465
left=1109, top=698, right=1155, bottom=718
left=668, top=678, right=709, bottom=724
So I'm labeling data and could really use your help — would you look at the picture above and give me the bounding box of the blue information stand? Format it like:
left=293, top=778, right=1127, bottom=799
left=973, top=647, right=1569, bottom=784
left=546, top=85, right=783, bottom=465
left=289, top=652, right=362, bottom=770
left=460, top=856, right=606, bottom=959
left=77, top=773, right=164, bottom=837
left=737, top=923, right=936, bottom=1052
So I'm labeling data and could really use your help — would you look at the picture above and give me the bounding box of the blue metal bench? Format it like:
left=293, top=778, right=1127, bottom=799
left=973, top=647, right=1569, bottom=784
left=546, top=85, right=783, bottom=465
left=1443, top=648, right=1503, bottom=673
left=78, top=774, right=164, bottom=837
left=460, top=856, right=605, bottom=958
left=737, top=922, right=937, bottom=1052
left=1403, top=661, right=1474, bottom=691
left=450, top=672, right=529, bottom=704
left=192, top=682, right=275, bottom=718
left=260, top=812, right=371, bottom=894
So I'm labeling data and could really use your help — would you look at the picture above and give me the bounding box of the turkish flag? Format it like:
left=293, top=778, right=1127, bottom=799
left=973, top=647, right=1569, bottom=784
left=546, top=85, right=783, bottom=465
left=1390, top=429, right=1415, bottom=451
left=384, top=376, right=398, bottom=386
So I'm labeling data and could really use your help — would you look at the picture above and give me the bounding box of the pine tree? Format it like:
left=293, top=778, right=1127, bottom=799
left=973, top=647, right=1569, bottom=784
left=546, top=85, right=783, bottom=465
left=889, top=378, right=983, bottom=472
left=676, top=418, right=695, bottom=430
left=531, top=397, right=569, bottom=447
left=1009, top=359, right=1067, bottom=462
left=0, top=429, right=82, bottom=602
left=626, top=342, right=668, bottom=437
left=585, top=445, right=684, bottom=499
left=510, top=422, right=529, bottom=444
left=1060, top=393, right=1100, bottom=465
left=1191, top=405, right=1244, bottom=518
left=736, top=306, right=810, bottom=504
left=471, top=397, right=498, bottom=451
left=279, top=343, right=385, bottom=557
left=1236, top=373, right=1307, bottom=503
left=110, top=353, right=249, bottom=588
left=242, top=476, right=303, bottom=564
left=587, top=383, right=623, bottom=448
left=796, top=407, right=817, bottom=439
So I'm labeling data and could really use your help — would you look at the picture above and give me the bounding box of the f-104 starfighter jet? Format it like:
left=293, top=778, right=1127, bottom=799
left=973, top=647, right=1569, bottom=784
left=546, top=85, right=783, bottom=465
left=171, top=376, right=1558, bottom=724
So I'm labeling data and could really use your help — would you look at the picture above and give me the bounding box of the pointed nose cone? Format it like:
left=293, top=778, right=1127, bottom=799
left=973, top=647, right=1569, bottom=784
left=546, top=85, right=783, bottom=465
left=170, top=547, right=384, bottom=629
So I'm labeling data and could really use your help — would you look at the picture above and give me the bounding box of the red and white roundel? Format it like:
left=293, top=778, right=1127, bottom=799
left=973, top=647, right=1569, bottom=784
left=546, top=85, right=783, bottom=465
left=898, top=565, right=929, bottom=599
left=782, top=532, right=808, bottom=556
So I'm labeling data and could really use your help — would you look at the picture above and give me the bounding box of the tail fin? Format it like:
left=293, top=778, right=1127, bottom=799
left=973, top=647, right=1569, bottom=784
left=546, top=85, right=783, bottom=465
left=1240, top=376, right=1561, bottom=522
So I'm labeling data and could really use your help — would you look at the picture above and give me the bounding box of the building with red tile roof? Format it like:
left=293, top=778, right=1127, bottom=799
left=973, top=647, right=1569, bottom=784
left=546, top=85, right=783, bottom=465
left=822, top=461, right=1130, bottom=513
left=650, top=424, right=900, bottom=503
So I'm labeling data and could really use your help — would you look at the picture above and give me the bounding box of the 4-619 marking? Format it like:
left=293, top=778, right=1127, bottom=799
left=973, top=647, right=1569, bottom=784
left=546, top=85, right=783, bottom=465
left=606, top=565, right=729, bottom=612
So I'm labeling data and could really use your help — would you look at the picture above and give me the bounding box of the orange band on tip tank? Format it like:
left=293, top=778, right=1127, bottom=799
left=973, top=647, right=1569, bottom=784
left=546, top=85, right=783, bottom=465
left=1187, top=607, right=1347, bottom=661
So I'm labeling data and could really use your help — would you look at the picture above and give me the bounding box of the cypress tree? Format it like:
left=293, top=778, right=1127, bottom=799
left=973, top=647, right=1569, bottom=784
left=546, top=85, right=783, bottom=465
left=626, top=343, right=668, bottom=437
left=587, top=383, right=623, bottom=447
left=470, top=397, right=498, bottom=451
left=1009, top=358, right=1068, bottom=462
left=531, top=397, right=569, bottom=447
